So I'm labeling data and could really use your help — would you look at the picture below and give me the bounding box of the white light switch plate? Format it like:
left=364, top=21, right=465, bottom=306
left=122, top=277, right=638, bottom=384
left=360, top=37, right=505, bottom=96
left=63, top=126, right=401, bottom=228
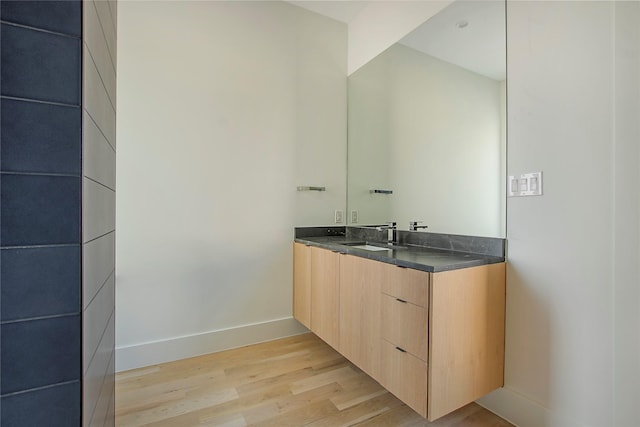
left=508, top=171, right=543, bottom=197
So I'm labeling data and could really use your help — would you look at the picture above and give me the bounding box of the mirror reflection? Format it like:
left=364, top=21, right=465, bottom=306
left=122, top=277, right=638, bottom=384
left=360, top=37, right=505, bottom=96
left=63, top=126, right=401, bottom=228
left=347, top=0, right=506, bottom=238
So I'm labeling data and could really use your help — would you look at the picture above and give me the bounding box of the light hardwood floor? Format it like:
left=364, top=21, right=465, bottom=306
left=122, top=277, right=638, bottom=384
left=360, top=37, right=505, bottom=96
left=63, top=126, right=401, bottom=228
left=115, top=333, right=513, bottom=427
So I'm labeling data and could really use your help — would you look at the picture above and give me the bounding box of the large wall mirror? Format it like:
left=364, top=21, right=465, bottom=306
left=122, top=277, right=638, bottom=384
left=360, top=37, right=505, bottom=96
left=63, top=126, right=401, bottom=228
left=347, top=0, right=506, bottom=238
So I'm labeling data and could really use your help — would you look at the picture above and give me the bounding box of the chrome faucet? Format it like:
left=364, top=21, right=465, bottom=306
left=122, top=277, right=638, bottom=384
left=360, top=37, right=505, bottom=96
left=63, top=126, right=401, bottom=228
left=376, top=221, right=397, bottom=245
left=409, top=221, right=429, bottom=231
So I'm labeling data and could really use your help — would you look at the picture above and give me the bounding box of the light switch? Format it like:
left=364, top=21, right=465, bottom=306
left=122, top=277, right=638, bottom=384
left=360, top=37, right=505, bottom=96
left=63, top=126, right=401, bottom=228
left=510, top=177, right=518, bottom=193
left=519, top=178, right=528, bottom=192
left=508, top=171, right=543, bottom=197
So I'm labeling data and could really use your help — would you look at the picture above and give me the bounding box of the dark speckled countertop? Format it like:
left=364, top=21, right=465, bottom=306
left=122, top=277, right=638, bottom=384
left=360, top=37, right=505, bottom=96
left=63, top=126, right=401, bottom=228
left=294, top=233, right=505, bottom=273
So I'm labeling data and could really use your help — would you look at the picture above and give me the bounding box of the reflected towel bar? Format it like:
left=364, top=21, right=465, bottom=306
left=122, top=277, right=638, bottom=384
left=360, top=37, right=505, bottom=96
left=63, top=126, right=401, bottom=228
left=297, top=186, right=326, bottom=191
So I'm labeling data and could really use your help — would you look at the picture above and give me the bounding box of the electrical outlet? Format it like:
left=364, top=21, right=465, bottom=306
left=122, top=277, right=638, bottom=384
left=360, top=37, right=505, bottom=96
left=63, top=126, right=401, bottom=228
left=351, top=210, right=358, bottom=224
left=334, top=210, right=344, bottom=224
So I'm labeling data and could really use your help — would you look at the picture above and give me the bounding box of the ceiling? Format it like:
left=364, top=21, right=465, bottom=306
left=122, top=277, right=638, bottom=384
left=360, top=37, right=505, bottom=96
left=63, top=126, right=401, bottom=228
left=287, top=1, right=370, bottom=23
left=287, top=0, right=506, bottom=81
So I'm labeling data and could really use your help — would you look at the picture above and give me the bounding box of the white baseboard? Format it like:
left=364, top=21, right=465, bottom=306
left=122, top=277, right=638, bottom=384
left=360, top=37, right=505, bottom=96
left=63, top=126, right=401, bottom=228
left=115, top=317, right=309, bottom=372
left=476, top=387, right=581, bottom=427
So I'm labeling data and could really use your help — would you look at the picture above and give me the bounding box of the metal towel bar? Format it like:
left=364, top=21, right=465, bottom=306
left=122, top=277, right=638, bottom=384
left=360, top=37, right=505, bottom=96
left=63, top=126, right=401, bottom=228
left=297, top=186, right=326, bottom=191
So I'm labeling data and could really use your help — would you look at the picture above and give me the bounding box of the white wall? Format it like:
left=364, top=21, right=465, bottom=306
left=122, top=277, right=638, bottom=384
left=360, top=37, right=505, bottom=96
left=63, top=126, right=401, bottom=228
left=348, top=0, right=452, bottom=75
left=348, top=44, right=504, bottom=237
left=477, top=2, right=640, bottom=426
left=347, top=44, right=393, bottom=226
left=612, top=2, right=640, bottom=425
left=388, top=44, right=503, bottom=237
left=116, top=1, right=346, bottom=371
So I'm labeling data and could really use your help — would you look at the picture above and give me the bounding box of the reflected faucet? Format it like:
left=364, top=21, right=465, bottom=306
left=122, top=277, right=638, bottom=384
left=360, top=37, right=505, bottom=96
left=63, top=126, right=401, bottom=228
left=409, top=221, right=429, bottom=231
left=376, top=221, right=397, bottom=245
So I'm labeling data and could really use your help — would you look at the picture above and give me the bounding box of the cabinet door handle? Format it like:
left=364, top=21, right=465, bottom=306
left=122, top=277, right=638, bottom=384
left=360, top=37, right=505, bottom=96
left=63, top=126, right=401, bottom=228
left=396, top=298, right=407, bottom=303
left=395, top=346, right=407, bottom=353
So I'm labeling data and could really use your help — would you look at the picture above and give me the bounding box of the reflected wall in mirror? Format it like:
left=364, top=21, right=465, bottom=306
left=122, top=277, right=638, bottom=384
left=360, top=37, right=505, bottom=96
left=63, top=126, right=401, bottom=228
left=347, top=0, right=506, bottom=238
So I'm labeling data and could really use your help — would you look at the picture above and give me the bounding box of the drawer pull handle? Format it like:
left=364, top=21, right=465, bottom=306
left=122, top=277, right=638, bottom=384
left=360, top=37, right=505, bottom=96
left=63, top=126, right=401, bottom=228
left=396, top=298, right=407, bottom=303
left=395, top=346, right=407, bottom=353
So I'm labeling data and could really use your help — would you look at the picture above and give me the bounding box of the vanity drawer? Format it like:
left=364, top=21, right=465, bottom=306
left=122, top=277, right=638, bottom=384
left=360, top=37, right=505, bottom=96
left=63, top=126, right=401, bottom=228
left=381, top=264, right=429, bottom=307
left=380, top=339, right=427, bottom=417
left=381, top=294, right=428, bottom=361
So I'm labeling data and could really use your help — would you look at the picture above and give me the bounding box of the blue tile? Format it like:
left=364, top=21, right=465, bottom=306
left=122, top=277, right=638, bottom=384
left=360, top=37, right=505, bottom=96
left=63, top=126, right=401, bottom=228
left=1, top=315, right=81, bottom=394
left=1, top=1, right=81, bottom=37
left=1, top=381, right=80, bottom=426
left=1, top=99, right=81, bottom=174
left=1, top=246, right=80, bottom=322
left=0, top=174, right=80, bottom=247
left=1, top=24, right=80, bottom=105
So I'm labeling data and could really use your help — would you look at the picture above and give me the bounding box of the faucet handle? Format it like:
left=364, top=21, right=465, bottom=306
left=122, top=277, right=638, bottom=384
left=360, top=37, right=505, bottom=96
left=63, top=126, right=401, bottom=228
left=409, top=221, right=428, bottom=231
left=388, top=221, right=397, bottom=228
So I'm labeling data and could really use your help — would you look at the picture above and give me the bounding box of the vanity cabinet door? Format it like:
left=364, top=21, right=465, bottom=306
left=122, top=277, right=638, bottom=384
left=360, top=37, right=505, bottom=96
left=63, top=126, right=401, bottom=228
left=310, top=246, right=340, bottom=350
left=381, top=264, right=429, bottom=308
left=339, top=255, right=383, bottom=380
left=293, top=242, right=311, bottom=329
left=380, top=339, right=428, bottom=417
left=381, top=294, right=427, bottom=361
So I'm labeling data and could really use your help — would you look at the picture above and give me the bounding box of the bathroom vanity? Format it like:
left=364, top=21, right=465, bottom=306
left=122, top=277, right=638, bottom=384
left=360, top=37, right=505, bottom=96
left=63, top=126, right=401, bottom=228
left=292, top=228, right=506, bottom=421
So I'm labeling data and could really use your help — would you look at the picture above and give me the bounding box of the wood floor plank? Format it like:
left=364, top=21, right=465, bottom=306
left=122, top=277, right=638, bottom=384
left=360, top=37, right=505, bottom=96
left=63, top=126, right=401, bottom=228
left=307, top=391, right=404, bottom=427
left=331, top=373, right=390, bottom=411
left=117, top=387, right=239, bottom=426
left=115, top=333, right=513, bottom=427
left=290, top=365, right=360, bottom=395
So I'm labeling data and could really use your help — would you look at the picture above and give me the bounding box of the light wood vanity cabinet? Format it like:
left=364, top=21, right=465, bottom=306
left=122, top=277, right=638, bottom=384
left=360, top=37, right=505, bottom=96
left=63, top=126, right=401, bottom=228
left=293, top=243, right=311, bottom=329
left=293, top=243, right=340, bottom=348
left=381, top=265, right=429, bottom=308
left=292, top=242, right=506, bottom=421
left=379, top=264, right=430, bottom=415
left=427, top=263, right=506, bottom=420
left=380, top=339, right=428, bottom=415
left=339, top=255, right=384, bottom=379
left=309, top=246, right=340, bottom=350
left=381, top=293, right=428, bottom=361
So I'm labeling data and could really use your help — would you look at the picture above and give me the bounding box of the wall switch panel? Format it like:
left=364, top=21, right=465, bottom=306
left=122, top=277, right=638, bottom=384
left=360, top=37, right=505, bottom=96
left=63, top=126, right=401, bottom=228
left=508, top=171, right=543, bottom=197
left=350, top=210, right=358, bottom=224
left=334, top=210, right=344, bottom=224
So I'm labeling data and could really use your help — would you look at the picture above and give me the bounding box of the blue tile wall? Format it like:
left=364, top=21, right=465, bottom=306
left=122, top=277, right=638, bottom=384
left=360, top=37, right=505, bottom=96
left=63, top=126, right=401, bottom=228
left=0, top=0, right=82, bottom=37
left=1, top=381, right=81, bottom=426
left=1, top=1, right=83, bottom=425
left=1, top=23, right=81, bottom=105
left=1, top=98, right=81, bottom=174
left=1, top=246, right=80, bottom=322
left=1, top=315, right=81, bottom=394
left=1, top=174, right=80, bottom=246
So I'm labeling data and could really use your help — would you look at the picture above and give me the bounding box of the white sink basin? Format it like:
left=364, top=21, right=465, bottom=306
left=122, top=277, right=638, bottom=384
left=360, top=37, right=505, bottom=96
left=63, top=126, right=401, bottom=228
left=351, top=244, right=391, bottom=252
